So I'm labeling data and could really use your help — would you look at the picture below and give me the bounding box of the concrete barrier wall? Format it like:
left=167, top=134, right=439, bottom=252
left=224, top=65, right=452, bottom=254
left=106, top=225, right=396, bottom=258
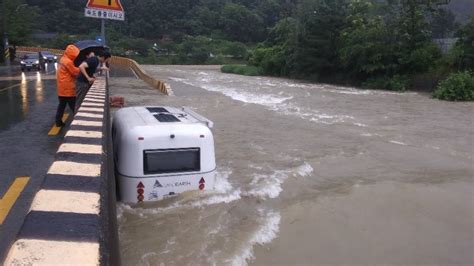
left=109, top=55, right=172, bottom=95
left=4, top=77, right=119, bottom=265
left=16, top=46, right=171, bottom=95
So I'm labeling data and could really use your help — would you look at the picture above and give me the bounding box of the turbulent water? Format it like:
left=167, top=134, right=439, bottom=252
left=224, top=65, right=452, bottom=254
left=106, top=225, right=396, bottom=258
left=111, top=66, right=474, bottom=266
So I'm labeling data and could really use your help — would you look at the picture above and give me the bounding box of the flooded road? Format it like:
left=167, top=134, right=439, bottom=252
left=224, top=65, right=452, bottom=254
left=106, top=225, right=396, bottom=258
left=0, top=63, right=62, bottom=260
left=111, top=65, right=473, bottom=265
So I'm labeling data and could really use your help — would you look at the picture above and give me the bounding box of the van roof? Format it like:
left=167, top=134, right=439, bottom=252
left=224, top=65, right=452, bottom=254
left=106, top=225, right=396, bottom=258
left=116, top=106, right=214, bottom=128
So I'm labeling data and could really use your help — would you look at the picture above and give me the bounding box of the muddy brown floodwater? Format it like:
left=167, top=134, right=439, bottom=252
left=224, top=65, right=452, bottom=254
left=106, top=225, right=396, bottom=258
left=110, top=65, right=473, bottom=266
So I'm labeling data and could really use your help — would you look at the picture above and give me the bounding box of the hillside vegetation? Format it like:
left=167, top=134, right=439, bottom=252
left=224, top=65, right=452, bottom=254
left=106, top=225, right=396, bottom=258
left=1, top=0, right=472, bottom=99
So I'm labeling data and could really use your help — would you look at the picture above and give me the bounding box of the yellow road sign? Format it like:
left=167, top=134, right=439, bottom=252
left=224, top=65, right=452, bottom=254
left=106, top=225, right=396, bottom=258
left=86, top=0, right=124, bottom=11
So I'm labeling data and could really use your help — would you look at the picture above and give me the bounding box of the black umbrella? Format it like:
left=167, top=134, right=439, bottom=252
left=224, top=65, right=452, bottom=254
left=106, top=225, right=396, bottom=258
left=73, top=40, right=107, bottom=66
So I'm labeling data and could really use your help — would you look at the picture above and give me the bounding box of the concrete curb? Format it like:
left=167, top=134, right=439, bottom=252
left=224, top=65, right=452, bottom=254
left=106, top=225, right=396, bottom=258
left=4, top=77, right=120, bottom=265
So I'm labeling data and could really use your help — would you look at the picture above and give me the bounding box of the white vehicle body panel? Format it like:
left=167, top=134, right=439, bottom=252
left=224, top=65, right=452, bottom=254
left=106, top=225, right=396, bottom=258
left=113, top=106, right=216, bottom=203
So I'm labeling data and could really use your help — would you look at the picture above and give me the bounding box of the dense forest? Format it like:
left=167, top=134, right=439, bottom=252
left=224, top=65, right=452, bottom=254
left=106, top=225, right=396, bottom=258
left=1, top=0, right=471, bottom=53
left=1, top=0, right=473, bottom=99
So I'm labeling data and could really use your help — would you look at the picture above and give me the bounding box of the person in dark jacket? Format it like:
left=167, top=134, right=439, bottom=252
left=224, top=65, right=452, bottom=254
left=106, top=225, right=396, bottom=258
left=76, top=50, right=111, bottom=106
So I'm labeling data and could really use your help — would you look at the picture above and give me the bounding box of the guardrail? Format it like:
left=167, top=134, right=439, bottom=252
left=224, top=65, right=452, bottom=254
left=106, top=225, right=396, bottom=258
left=4, top=76, right=120, bottom=265
left=16, top=46, right=64, bottom=56
left=16, top=46, right=171, bottom=95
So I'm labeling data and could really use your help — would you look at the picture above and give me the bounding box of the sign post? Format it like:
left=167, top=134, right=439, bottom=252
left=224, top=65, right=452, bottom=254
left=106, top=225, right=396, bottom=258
left=101, top=19, right=106, bottom=46
left=85, top=0, right=125, bottom=46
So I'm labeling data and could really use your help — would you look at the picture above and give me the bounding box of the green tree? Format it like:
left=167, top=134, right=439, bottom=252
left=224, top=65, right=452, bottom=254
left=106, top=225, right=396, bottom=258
left=452, top=17, right=474, bottom=70
left=221, top=3, right=265, bottom=42
left=249, top=17, right=296, bottom=76
left=339, top=0, right=398, bottom=80
left=430, top=8, right=458, bottom=38
left=3, top=0, right=38, bottom=45
left=176, top=36, right=212, bottom=64
left=265, top=17, right=297, bottom=46
left=216, top=41, right=248, bottom=59
left=290, top=0, right=348, bottom=79
left=249, top=45, right=287, bottom=76
left=394, top=0, right=441, bottom=74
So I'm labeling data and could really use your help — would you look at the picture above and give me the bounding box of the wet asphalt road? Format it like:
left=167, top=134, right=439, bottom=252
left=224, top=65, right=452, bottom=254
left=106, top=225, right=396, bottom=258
left=0, top=63, right=63, bottom=261
left=0, top=62, right=134, bottom=262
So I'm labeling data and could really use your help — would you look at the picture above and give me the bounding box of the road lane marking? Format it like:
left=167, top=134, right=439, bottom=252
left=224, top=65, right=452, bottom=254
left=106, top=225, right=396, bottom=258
left=65, top=130, right=102, bottom=138
left=0, top=177, right=30, bottom=225
left=85, top=94, right=105, bottom=98
left=71, top=120, right=103, bottom=127
left=31, top=190, right=100, bottom=214
left=75, top=112, right=103, bottom=119
left=0, top=83, right=22, bottom=92
left=0, top=75, right=56, bottom=82
left=0, top=75, right=57, bottom=93
left=5, top=239, right=99, bottom=265
left=78, top=107, right=104, bottom=113
left=80, top=102, right=103, bottom=107
left=48, top=161, right=101, bottom=177
left=58, top=143, right=102, bottom=154
left=82, top=98, right=104, bottom=103
left=48, top=113, right=70, bottom=136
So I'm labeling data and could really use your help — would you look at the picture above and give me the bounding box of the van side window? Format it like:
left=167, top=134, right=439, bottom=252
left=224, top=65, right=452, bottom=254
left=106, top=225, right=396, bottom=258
left=143, top=148, right=200, bottom=175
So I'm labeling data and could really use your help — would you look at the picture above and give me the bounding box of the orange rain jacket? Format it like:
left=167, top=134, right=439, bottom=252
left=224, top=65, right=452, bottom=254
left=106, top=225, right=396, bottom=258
left=56, top=44, right=80, bottom=97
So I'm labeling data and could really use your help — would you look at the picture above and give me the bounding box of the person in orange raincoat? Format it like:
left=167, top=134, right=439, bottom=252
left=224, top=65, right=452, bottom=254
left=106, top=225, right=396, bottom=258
left=55, top=44, right=80, bottom=127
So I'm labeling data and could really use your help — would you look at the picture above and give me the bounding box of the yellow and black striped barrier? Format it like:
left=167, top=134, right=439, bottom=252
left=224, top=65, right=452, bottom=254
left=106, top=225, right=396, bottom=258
left=4, top=48, right=10, bottom=61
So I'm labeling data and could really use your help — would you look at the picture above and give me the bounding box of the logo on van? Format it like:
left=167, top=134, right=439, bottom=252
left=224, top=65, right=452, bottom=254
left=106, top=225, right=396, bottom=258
left=175, top=181, right=191, bottom=187
left=154, top=180, right=163, bottom=188
left=148, top=191, right=159, bottom=200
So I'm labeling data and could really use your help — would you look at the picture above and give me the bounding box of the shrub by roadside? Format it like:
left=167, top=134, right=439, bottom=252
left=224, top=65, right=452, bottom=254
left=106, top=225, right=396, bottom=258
left=433, top=71, right=474, bottom=101
left=362, top=75, right=410, bottom=91
left=221, top=65, right=263, bottom=76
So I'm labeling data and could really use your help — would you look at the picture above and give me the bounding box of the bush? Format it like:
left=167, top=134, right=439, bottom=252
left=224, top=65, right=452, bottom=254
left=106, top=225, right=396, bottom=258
left=216, top=41, right=248, bottom=59
left=362, top=75, right=410, bottom=91
left=452, top=17, right=474, bottom=71
left=248, top=46, right=287, bottom=76
left=433, top=71, right=474, bottom=101
left=221, top=65, right=263, bottom=76
left=399, top=44, right=442, bottom=74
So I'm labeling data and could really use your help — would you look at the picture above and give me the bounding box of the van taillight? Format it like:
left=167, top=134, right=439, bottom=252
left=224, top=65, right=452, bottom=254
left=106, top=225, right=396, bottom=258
left=199, top=177, right=205, bottom=190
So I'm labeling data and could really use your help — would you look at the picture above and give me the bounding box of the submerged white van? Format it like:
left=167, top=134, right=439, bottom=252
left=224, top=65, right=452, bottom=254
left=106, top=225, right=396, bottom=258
left=112, top=106, right=216, bottom=203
